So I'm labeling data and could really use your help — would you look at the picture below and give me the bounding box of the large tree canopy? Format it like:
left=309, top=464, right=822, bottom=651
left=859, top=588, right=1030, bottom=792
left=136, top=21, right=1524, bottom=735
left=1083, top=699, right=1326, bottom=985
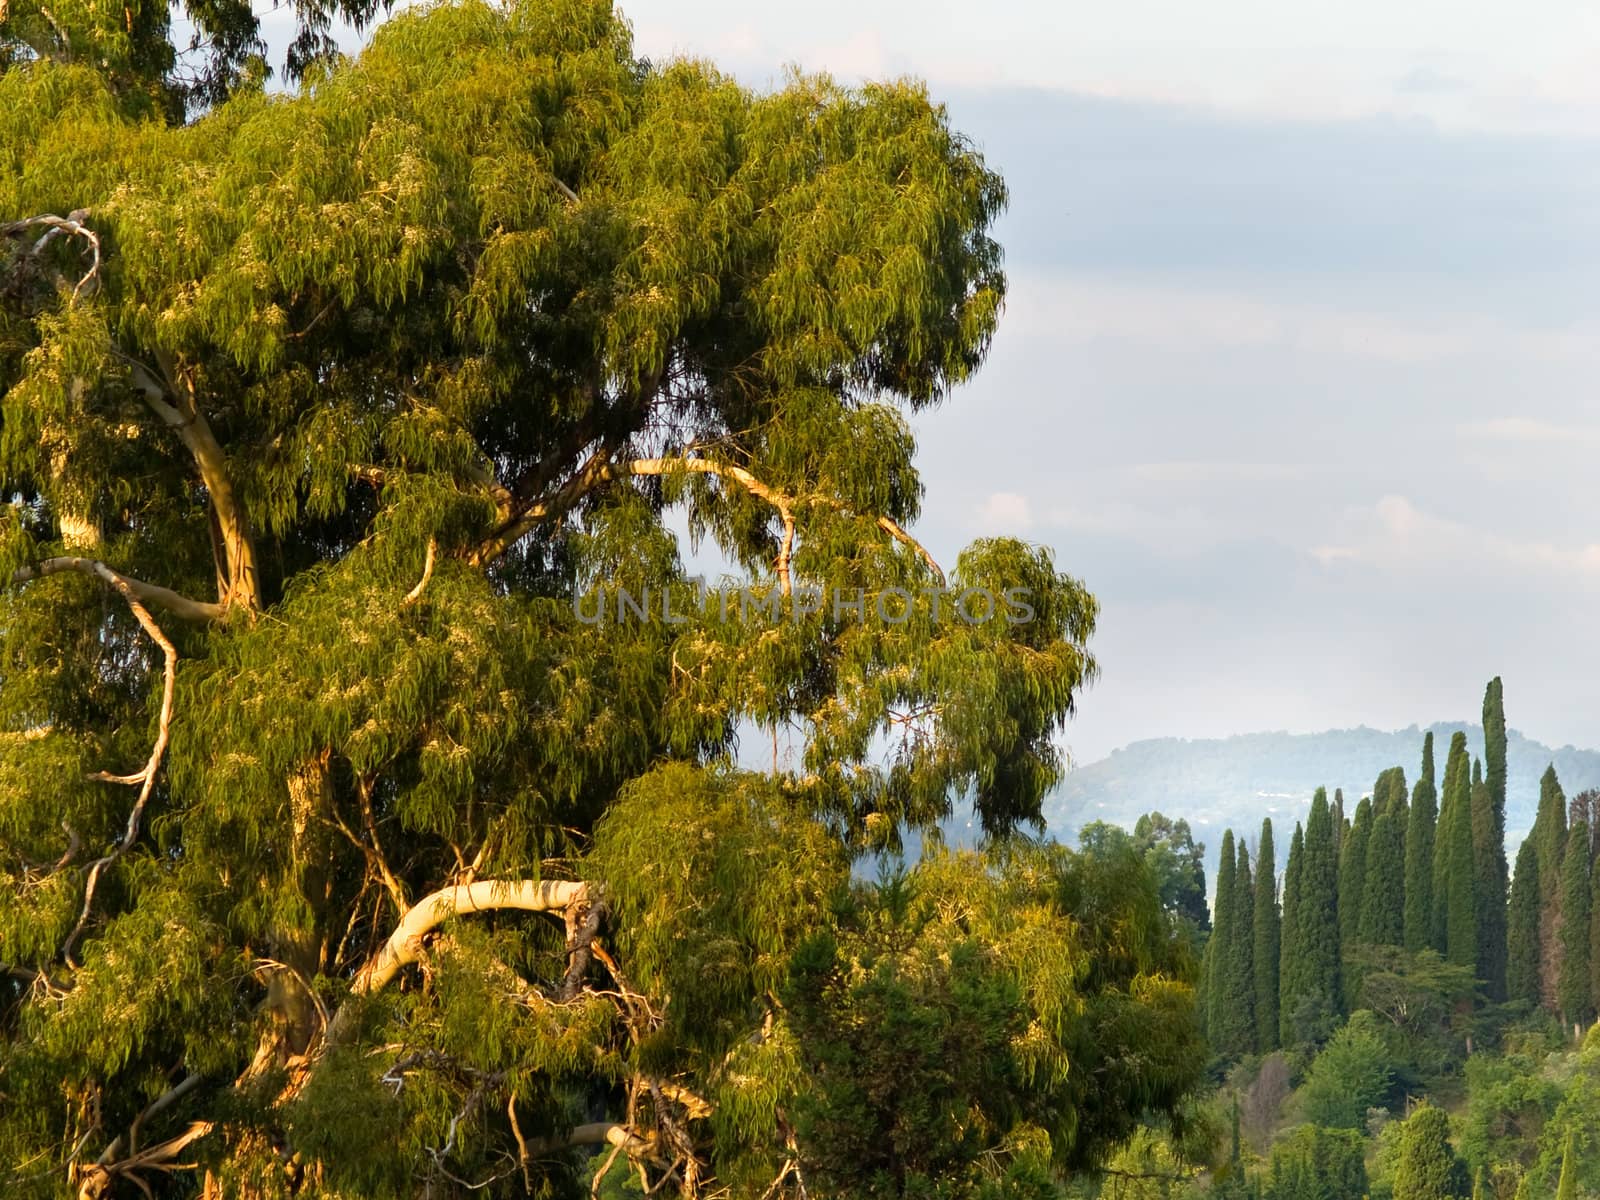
left=0, top=1, right=1204, bottom=1196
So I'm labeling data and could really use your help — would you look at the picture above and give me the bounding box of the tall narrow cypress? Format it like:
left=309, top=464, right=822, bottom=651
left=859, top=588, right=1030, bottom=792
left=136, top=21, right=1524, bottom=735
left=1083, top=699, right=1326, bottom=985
left=1362, top=806, right=1406, bottom=947
left=1220, top=840, right=1257, bottom=1058
left=1446, top=739, right=1478, bottom=972
left=1405, top=733, right=1438, bottom=953
left=1532, top=765, right=1569, bottom=1010
left=1339, top=797, right=1373, bottom=952
left=1299, top=790, right=1343, bottom=1018
left=1557, top=821, right=1592, bottom=1029
left=1210, top=829, right=1238, bottom=1041
left=1280, top=822, right=1305, bottom=1047
left=1471, top=744, right=1508, bottom=1000
left=1434, top=732, right=1477, bottom=968
left=1255, top=819, right=1281, bottom=1052
left=1507, top=839, right=1542, bottom=1008
left=1590, top=845, right=1600, bottom=1022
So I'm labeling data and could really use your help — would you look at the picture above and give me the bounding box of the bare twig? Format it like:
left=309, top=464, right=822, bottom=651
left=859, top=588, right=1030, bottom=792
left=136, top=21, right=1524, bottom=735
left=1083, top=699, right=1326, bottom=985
left=63, top=570, right=179, bottom=967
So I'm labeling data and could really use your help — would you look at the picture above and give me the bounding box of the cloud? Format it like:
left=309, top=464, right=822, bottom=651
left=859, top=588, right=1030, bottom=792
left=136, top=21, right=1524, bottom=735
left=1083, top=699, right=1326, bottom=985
left=1312, top=494, right=1600, bottom=578
left=1130, top=461, right=1310, bottom=484
left=999, top=274, right=1600, bottom=365
left=977, top=491, right=1034, bottom=531
left=1458, top=418, right=1600, bottom=445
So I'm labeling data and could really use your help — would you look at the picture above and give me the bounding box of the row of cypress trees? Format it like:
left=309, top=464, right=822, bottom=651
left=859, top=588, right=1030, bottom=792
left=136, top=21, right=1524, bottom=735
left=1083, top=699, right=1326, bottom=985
left=1204, top=679, right=1600, bottom=1058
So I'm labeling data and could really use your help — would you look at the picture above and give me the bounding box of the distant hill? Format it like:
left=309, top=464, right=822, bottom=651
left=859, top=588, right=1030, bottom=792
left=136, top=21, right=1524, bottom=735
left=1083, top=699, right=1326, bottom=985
left=1043, top=724, right=1600, bottom=877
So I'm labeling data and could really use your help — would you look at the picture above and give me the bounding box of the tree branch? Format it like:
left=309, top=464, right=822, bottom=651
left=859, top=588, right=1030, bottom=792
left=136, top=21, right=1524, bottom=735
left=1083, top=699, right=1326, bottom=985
left=134, top=353, right=261, bottom=611
left=3, top=212, right=101, bottom=301
left=472, top=453, right=943, bottom=589
left=529, top=1121, right=656, bottom=1159
left=9, top=557, right=226, bottom=622
left=351, top=879, right=593, bottom=996
left=62, top=570, right=181, bottom=967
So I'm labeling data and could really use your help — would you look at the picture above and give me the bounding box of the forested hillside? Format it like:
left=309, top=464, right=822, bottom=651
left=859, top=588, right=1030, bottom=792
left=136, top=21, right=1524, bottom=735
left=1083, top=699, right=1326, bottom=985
left=1047, top=725, right=1600, bottom=869
left=1166, top=678, right=1600, bottom=1200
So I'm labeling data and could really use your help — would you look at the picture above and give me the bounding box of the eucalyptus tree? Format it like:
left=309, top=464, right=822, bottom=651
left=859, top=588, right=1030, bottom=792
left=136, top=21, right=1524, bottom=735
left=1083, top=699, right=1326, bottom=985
left=0, top=0, right=1206, bottom=1196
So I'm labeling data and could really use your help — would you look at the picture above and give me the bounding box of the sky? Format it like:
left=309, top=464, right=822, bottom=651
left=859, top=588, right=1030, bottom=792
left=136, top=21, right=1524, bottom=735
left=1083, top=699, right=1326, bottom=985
left=277, top=0, right=1600, bottom=766
left=614, top=0, right=1600, bottom=766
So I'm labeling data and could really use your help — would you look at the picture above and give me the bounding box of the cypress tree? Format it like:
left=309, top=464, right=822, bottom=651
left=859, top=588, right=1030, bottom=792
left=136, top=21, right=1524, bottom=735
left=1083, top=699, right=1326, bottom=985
left=1471, top=754, right=1509, bottom=1001
left=1532, top=766, right=1569, bottom=1009
left=1406, top=733, right=1438, bottom=952
left=1393, top=1104, right=1471, bottom=1200
left=1591, top=846, right=1600, bottom=1024
left=1558, top=822, right=1593, bottom=1029
left=1339, top=796, right=1373, bottom=951
left=1362, top=806, right=1406, bottom=947
left=1219, top=839, right=1257, bottom=1058
left=1210, top=829, right=1238, bottom=1042
left=1255, top=819, right=1281, bottom=1051
left=1507, top=838, right=1543, bottom=1008
left=1435, top=732, right=1478, bottom=970
left=1280, top=822, right=1305, bottom=1047
left=1484, top=678, right=1509, bottom=842
left=1298, top=790, right=1343, bottom=1020
left=1447, top=763, right=1479, bottom=972
left=1556, top=1130, right=1577, bottom=1200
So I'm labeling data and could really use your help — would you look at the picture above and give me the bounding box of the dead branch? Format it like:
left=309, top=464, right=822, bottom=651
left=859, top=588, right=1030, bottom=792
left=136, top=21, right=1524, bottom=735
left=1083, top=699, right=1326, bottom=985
left=9, top=557, right=225, bottom=622
left=3, top=212, right=101, bottom=301
left=62, top=570, right=179, bottom=967
left=74, top=1121, right=213, bottom=1200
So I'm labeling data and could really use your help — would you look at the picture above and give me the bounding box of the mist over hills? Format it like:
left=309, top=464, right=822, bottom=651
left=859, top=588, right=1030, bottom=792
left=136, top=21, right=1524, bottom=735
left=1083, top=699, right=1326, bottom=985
left=1043, top=724, right=1600, bottom=877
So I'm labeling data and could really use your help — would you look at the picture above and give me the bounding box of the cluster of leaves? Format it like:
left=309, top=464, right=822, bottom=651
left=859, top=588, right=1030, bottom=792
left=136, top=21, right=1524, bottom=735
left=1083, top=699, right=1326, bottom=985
left=0, top=0, right=1214, bottom=1195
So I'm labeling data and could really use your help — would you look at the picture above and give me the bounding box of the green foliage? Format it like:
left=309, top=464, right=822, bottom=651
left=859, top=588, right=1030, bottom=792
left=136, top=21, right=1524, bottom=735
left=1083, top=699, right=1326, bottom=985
left=1281, top=823, right=1306, bottom=1049
left=1393, top=1104, right=1471, bottom=1200
left=1256, top=820, right=1282, bottom=1053
left=1210, top=830, right=1239, bottom=1046
left=1339, top=797, right=1372, bottom=956
left=1458, top=1038, right=1564, bottom=1184
left=1557, top=824, right=1593, bottom=1027
left=1437, top=734, right=1478, bottom=971
left=1296, top=1011, right=1395, bottom=1130
left=1514, top=1026, right=1600, bottom=1200
left=1134, top=812, right=1212, bottom=933
left=1474, top=683, right=1510, bottom=1004
left=1507, top=840, right=1543, bottom=1009
left=1555, top=1132, right=1577, bottom=1200
left=1263, top=1124, right=1368, bottom=1200
left=1295, top=791, right=1343, bottom=1031
left=1364, top=805, right=1408, bottom=948
left=0, top=3, right=1177, bottom=1194
left=1210, top=832, right=1257, bottom=1060
left=780, top=844, right=1206, bottom=1198
left=1407, top=734, right=1439, bottom=954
